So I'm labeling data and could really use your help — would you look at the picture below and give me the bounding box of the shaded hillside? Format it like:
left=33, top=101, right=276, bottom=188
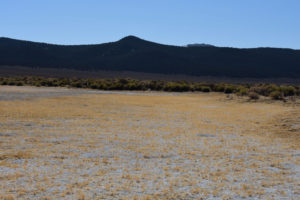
left=0, top=36, right=300, bottom=78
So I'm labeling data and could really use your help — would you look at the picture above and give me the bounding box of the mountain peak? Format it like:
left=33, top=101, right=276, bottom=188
left=117, top=35, right=154, bottom=47
left=119, top=35, right=142, bottom=42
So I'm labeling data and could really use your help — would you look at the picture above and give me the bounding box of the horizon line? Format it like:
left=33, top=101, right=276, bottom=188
left=0, top=35, right=299, bottom=50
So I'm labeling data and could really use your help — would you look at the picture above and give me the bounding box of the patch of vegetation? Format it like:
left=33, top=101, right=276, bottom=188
left=224, top=85, right=236, bottom=94
left=0, top=76, right=299, bottom=101
left=269, top=91, right=284, bottom=100
left=248, top=92, right=260, bottom=100
left=236, top=86, right=249, bottom=96
left=201, top=86, right=211, bottom=93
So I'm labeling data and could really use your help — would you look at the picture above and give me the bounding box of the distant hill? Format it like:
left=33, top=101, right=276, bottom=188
left=0, top=36, right=300, bottom=78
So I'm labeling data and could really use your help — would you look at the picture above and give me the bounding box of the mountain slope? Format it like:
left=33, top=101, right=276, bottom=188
left=0, top=36, right=300, bottom=78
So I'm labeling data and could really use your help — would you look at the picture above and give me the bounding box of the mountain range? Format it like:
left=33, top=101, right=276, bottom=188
left=0, top=36, right=300, bottom=79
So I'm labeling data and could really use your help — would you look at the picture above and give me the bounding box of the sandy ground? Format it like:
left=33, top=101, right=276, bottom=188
left=0, top=86, right=299, bottom=199
left=0, top=86, right=173, bottom=101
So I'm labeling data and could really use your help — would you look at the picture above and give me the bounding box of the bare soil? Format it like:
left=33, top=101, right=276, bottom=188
left=0, top=86, right=299, bottom=199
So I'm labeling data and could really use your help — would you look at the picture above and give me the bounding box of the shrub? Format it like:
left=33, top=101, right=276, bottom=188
left=214, top=84, right=225, bottom=92
left=265, top=84, right=280, bottom=96
left=16, top=82, right=24, bottom=86
left=296, top=87, right=300, bottom=96
left=269, top=91, right=284, bottom=100
left=236, top=86, right=249, bottom=96
left=201, top=86, right=211, bottom=93
left=71, top=81, right=83, bottom=88
left=193, top=84, right=203, bottom=92
left=57, top=78, right=70, bottom=87
left=249, top=85, right=266, bottom=96
left=96, top=82, right=107, bottom=90
left=118, top=78, right=129, bottom=85
left=163, top=82, right=184, bottom=92
left=280, top=86, right=296, bottom=96
left=110, top=82, right=123, bottom=90
left=248, top=92, right=259, bottom=100
left=90, top=83, right=99, bottom=89
left=8, top=81, right=16, bottom=85
left=126, top=82, right=140, bottom=90
left=148, top=80, right=164, bottom=90
left=224, top=85, right=235, bottom=94
left=249, top=84, right=280, bottom=96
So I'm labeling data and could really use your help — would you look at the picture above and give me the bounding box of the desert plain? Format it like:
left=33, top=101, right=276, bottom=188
left=0, top=86, right=299, bottom=199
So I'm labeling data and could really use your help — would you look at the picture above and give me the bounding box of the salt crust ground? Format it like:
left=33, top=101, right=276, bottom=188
left=0, top=86, right=299, bottom=199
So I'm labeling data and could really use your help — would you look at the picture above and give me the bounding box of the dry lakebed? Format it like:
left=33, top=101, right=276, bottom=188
left=0, top=86, right=299, bottom=199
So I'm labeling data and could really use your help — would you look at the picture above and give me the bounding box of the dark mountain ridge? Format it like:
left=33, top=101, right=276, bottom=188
left=0, top=36, right=300, bottom=78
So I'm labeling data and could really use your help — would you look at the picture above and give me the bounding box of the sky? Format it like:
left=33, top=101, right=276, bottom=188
left=1, top=0, right=300, bottom=49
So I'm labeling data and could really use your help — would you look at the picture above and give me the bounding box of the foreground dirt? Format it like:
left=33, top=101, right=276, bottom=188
left=0, top=86, right=299, bottom=199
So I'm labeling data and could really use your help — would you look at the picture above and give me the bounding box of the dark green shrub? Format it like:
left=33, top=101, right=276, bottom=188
left=236, top=86, right=249, bottom=96
left=40, top=81, right=47, bottom=86
left=214, top=84, right=225, bottom=92
left=265, top=84, right=280, bottom=96
left=201, top=86, right=211, bottom=92
left=46, top=80, right=54, bottom=87
left=90, top=83, right=99, bottom=89
left=148, top=80, right=164, bottom=90
left=296, top=87, right=300, bottom=96
left=224, top=85, right=235, bottom=94
left=97, top=82, right=108, bottom=90
left=126, top=83, right=139, bottom=90
left=71, top=81, right=83, bottom=88
left=118, top=78, right=129, bottom=85
left=57, top=78, right=70, bottom=87
left=163, top=82, right=177, bottom=92
left=280, top=86, right=296, bottom=96
left=269, top=91, right=284, bottom=100
left=8, top=81, right=16, bottom=85
left=110, top=82, right=123, bottom=90
left=193, top=84, right=203, bottom=92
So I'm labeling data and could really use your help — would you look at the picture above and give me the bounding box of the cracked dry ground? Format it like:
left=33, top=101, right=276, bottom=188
left=0, top=86, right=299, bottom=199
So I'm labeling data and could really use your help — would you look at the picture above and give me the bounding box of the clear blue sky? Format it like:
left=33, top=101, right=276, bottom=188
left=1, top=0, right=300, bottom=49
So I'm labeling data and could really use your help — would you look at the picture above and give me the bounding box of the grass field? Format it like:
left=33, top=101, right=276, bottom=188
left=0, top=86, right=299, bottom=199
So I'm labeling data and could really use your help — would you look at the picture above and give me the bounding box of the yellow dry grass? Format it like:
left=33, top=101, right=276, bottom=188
left=0, top=87, right=299, bottom=199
